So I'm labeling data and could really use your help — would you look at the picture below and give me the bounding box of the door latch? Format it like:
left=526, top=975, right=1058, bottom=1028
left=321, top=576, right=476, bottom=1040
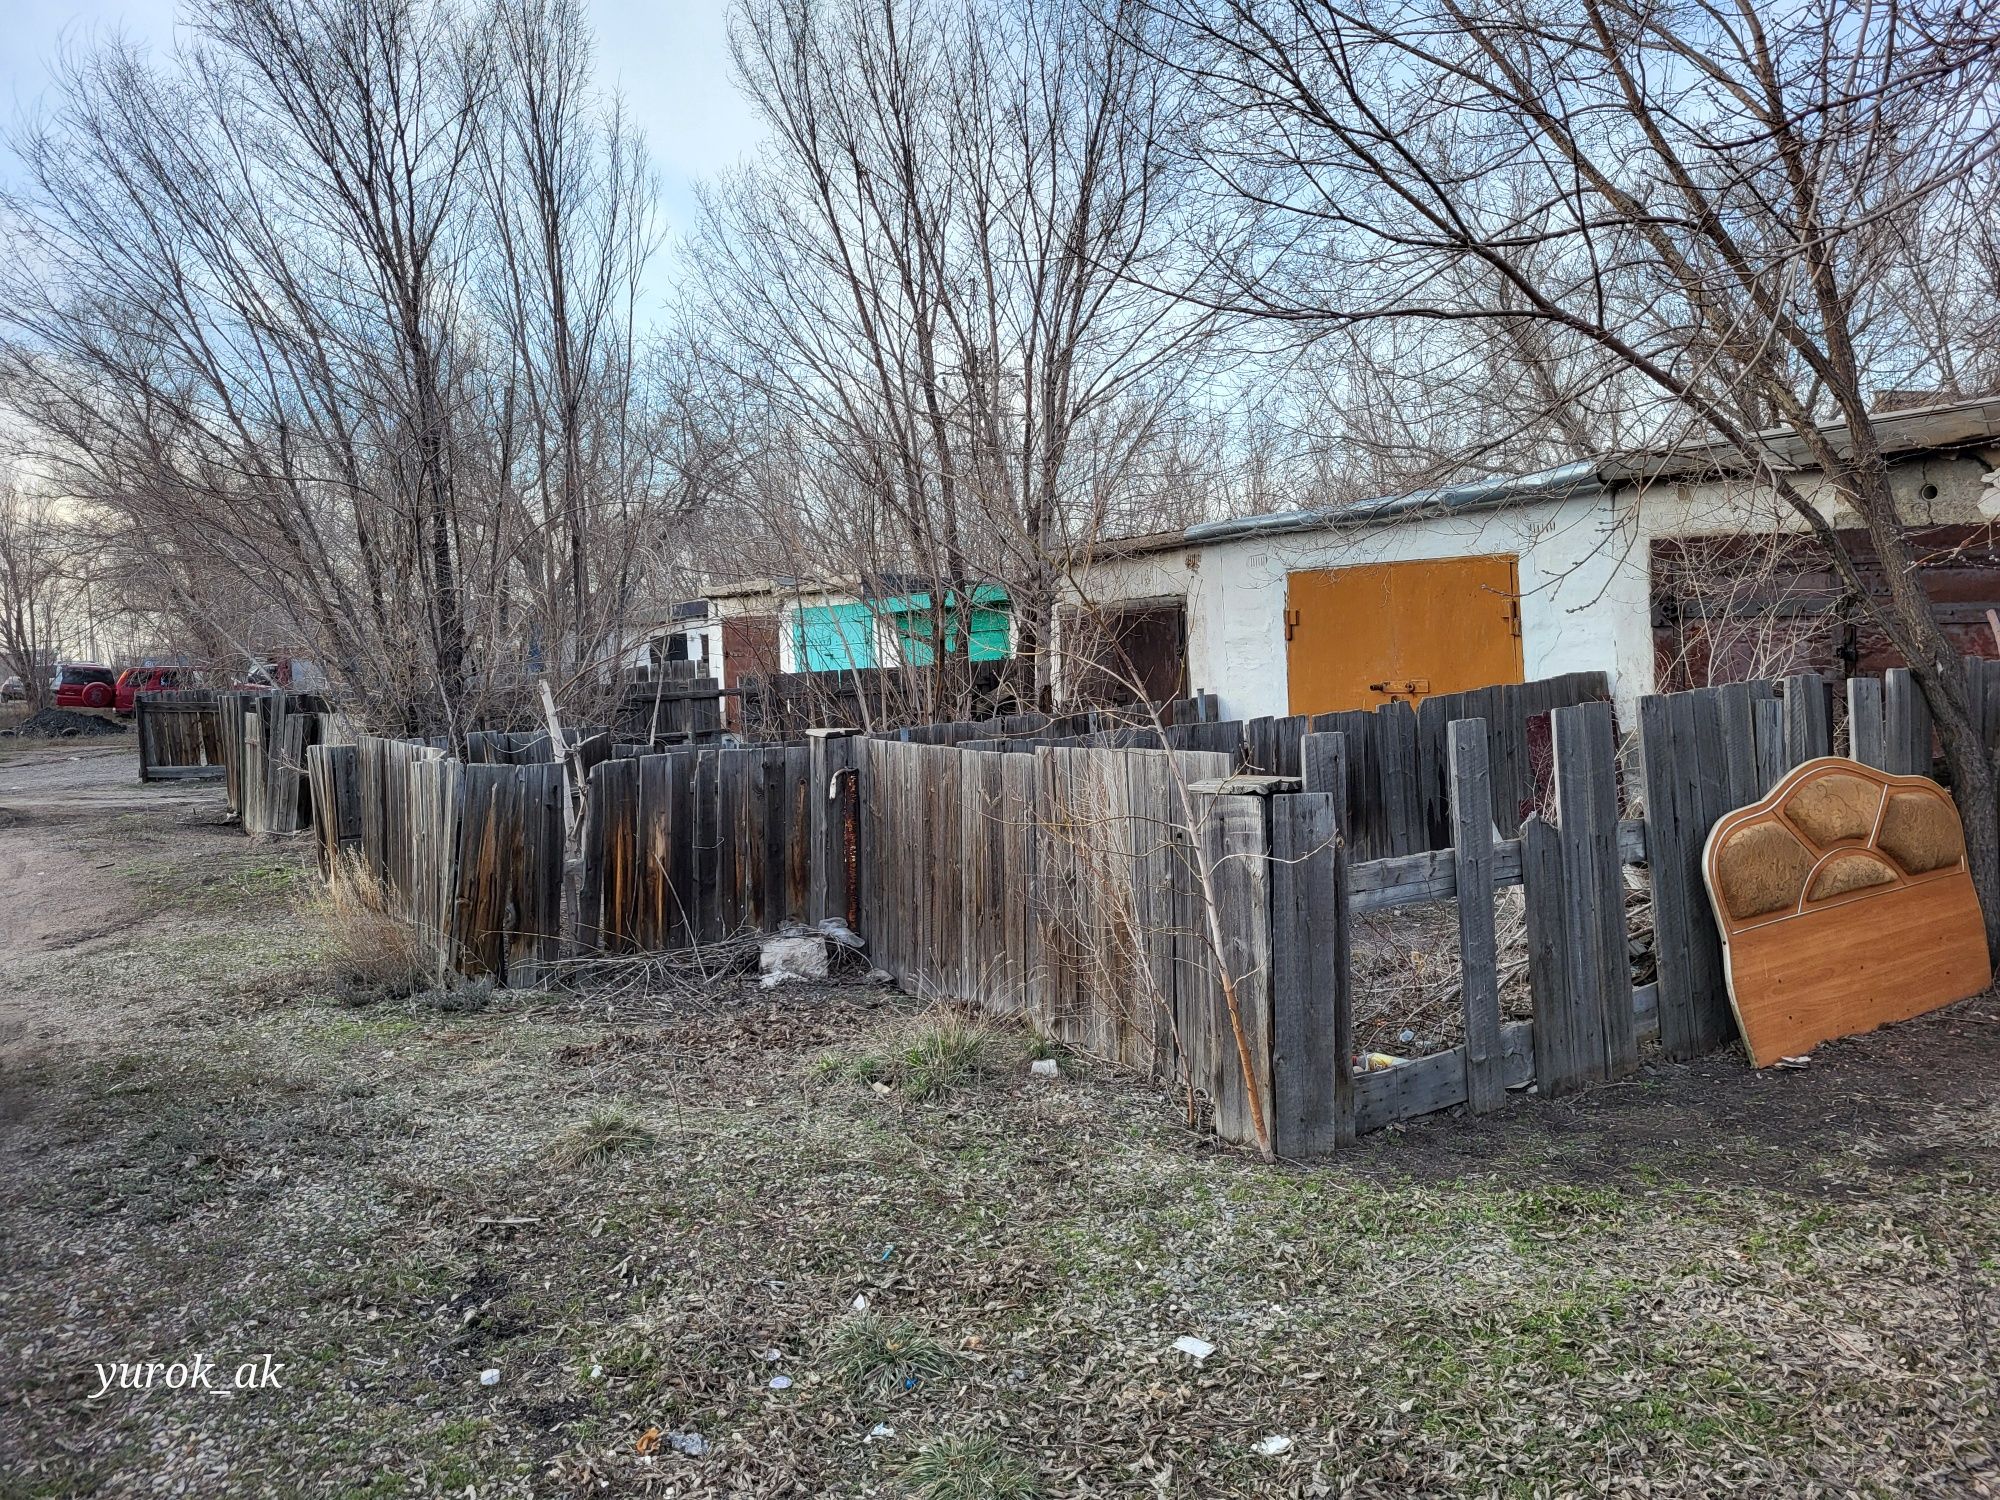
left=1283, top=607, right=1301, bottom=642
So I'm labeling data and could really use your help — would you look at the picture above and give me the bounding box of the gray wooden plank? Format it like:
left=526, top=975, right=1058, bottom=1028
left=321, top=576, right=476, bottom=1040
left=1352, top=1021, right=1534, bottom=1133
left=1554, top=700, right=1633, bottom=1078
left=1448, top=720, right=1504, bottom=1114
left=1883, top=667, right=1933, bottom=778
left=1521, top=814, right=1579, bottom=1092
left=1783, top=673, right=1831, bottom=766
left=1752, top=695, right=1787, bottom=794
left=1268, top=790, right=1351, bottom=1154
left=1847, top=675, right=1886, bottom=768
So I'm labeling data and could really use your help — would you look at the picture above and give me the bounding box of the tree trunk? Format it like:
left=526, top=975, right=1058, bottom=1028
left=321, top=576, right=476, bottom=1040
left=1843, top=457, right=2000, bottom=956
left=1941, top=717, right=2000, bottom=957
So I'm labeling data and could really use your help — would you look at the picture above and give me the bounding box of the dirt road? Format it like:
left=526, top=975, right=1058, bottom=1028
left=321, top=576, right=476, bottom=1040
left=0, top=745, right=235, bottom=1058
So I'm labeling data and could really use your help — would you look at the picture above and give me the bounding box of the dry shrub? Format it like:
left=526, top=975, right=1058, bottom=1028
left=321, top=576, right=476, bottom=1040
left=307, top=854, right=431, bottom=1002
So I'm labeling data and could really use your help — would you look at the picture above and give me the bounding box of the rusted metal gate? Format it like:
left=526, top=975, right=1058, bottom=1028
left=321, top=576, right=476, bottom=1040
left=1285, top=555, right=1524, bottom=715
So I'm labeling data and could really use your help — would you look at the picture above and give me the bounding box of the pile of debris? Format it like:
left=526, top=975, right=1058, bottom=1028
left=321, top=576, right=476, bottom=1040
left=541, top=916, right=875, bottom=1018
left=7, top=708, right=129, bottom=739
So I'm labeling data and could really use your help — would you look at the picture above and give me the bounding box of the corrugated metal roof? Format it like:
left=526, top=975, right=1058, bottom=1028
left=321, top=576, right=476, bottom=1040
left=1135, top=394, right=2000, bottom=553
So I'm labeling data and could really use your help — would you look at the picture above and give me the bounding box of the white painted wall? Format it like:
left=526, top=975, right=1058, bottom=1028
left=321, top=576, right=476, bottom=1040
left=1066, top=450, right=1999, bottom=724
left=1071, top=490, right=1640, bottom=720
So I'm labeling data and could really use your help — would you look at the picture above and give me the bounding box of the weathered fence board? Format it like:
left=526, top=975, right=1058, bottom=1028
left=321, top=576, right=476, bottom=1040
left=1268, top=789, right=1350, bottom=1153
left=1781, top=673, right=1833, bottom=768
left=1883, top=667, right=1933, bottom=776
left=1556, top=701, right=1634, bottom=1078
left=1353, top=1021, right=1536, bottom=1133
left=1846, top=675, right=1886, bottom=768
left=305, top=744, right=361, bottom=873
left=1448, top=721, right=1504, bottom=1114
left=135, top=692, right=225, bottom=781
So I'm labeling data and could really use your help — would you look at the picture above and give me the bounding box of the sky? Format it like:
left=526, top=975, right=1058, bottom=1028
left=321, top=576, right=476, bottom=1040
left=0, top=0, right=770, bottom=237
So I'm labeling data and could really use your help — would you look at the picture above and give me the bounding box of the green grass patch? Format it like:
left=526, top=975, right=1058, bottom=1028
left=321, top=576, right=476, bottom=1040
left=901, top=1434, right=1038, bottom=1500
left=818, top=1008, right=1015, bottom=1100
left=823, top=1313, right=957, bottom=1397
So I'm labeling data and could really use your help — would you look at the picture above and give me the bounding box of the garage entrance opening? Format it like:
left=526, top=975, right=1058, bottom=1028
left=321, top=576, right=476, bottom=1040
left=1062, top=599, right=1188, bottom=706
left=1285, top=556, right=1523, bottom=714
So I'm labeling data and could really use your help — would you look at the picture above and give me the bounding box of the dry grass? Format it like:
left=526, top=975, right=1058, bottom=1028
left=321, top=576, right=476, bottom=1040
left=546, top=1105, right=658, bottom=1168
left=902, top=1433, right=1039, bottom=1500
left=305, top=853, right=434, bottom=1002
left=6, top=760, right=2000, bottom=1499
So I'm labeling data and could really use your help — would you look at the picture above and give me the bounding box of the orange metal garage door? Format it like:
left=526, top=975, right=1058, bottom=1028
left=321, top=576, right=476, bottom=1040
left=1285, top=556, right=1524, bottom=715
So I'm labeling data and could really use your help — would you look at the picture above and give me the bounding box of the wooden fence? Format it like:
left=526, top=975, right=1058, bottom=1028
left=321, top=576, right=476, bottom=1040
left=1238, top=671, right=1610, bottom=857
left=856, top=660, right=1985, bottom=1145
left=848, top=705, right=1638, bottom=1149
left=862, top=738, right=1323, bottom=1146
left=1634, top=663, right=1983, bottom=1060
left=299, top=661, right=1990, bottom=1153
left=139, top=686, right=346, bottom=845
left=614, top=667, right=727, bottom=742
left=135, top=691, right=225, bottom=781
left=312, top=734, right=567, bottom=983
left=738, top=660, right=1033, bottom=741
left=581, top=744, right=818, bottom=952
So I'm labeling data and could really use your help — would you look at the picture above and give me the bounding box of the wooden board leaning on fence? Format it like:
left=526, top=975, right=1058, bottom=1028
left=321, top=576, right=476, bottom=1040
left=1702, top=757, right=1991, bottom=1067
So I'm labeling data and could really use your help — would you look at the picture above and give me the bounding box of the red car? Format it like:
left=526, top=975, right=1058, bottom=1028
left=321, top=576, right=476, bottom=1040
left=115, top=665, right=193, bottom=714
left=52, top=663, right=118, bottom=710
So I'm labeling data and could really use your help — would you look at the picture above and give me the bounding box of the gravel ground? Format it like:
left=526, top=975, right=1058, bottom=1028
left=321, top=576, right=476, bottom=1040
left=2, top=747, right=1997, bottom=1497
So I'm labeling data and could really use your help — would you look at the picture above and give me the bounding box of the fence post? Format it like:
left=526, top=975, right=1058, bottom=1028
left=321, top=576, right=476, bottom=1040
left=1191, top=788, right=1274, bottom=1153
left=1448, top=720, right=1504, bottom=1113
left=1267, top=787, right=1352, bottom=1154
left=1554, top=700, right=1634, bottom=1078
left=809, top=729, right=861, bottom=929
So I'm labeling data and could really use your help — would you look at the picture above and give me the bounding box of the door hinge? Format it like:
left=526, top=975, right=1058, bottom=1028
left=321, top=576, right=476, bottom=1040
left=1284, top=607, right=1301, bottom=642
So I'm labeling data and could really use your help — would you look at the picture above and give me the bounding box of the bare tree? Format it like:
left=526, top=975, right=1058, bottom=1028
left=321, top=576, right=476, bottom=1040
left=0, top=481, right=67, bottom=708
left=1144, top=0, right=2000, bottom=945
left=688, top=0, right=1222, bottom=707
left=480, top=0, right=662, bottom=680
left=1, top=0, right=672, bottom=736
